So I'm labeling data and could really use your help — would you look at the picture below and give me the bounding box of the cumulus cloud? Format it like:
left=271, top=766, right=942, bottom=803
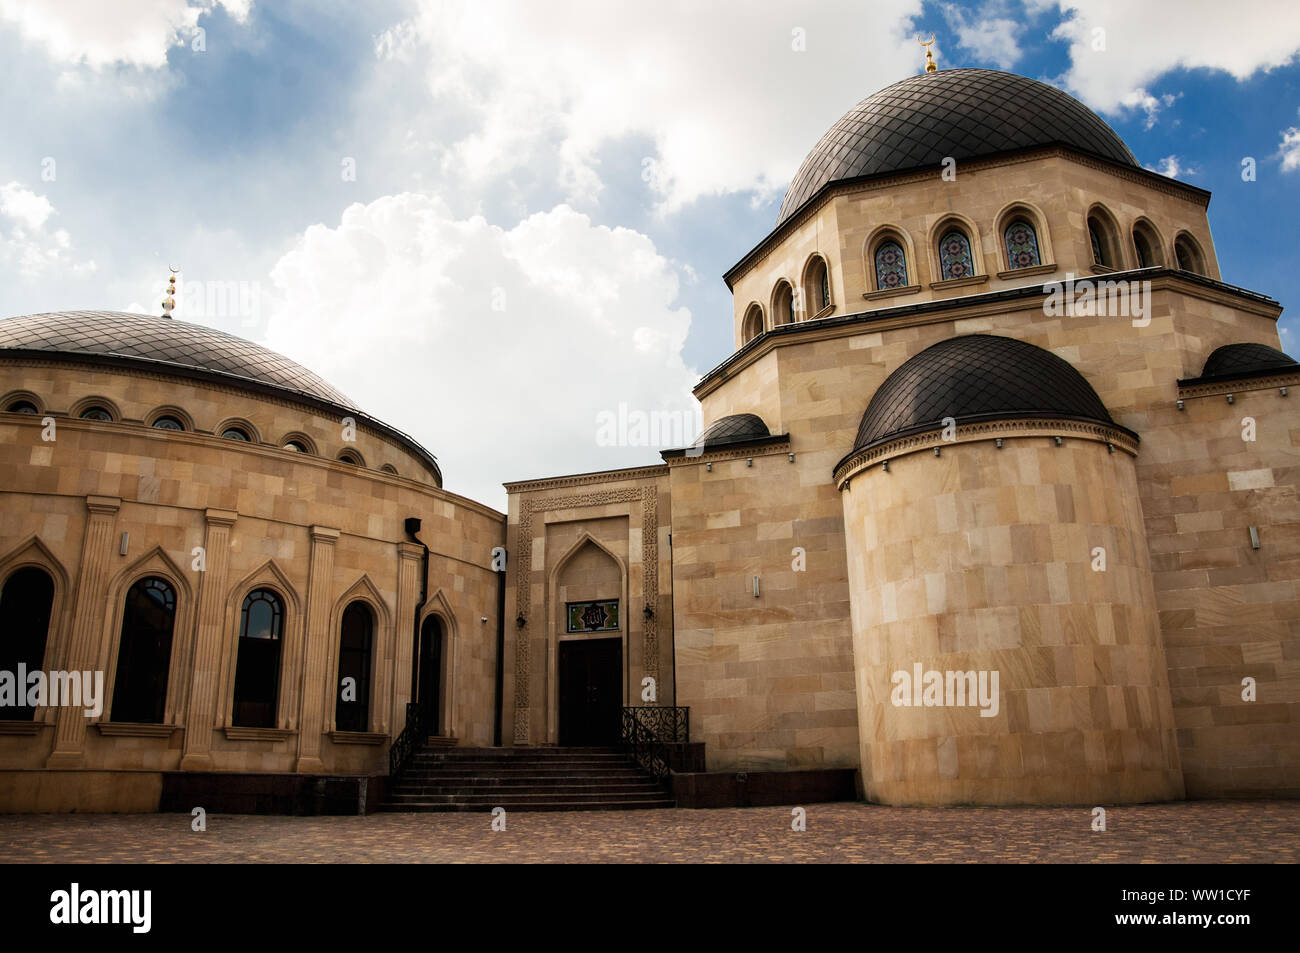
left=264, top=194, right=700, bottom=508
left=1145, top=155, right=1195, bottom=178
left=1280, top=121, right=1300, bottom=172
left=1049, top=0, right=1300, bottom=119
left=0, top=181, right=95, bottom=278
left=942, top=2, right=1022, bottom=69
left=0, top=0, right=249, bottom=69
left=377, top=0, right=925, bottom=213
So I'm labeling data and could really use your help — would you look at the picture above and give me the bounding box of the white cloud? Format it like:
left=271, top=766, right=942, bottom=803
left=380, top=0, right=925, bottom=213
left=1049, top=0, right=1300, bottom=119
left=264, top=194, right=700, bottom=508
left=942, top=2, right=1022, bottom=69
left=1280, top=122, right=1300, bottom=172
left=1145, top=155, right=1195, bottom=178
left=0, top=181, right=95, bottom=278
left=0, top=0, right=249, bottom=69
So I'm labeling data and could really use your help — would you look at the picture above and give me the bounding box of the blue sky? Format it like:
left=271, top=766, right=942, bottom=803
left=1, top=0, right=1298, bottom=507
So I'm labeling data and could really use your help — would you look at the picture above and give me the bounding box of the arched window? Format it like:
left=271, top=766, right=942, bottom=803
left=741, top=304, right=764, bottom=344
left=282, top=441, right=307, bottom=453
left=111, top=577, right=176, bottom=724
left=379, top=463, right=398, bottom=475
left=5, top=400, right=38, bottom=414
left=79, top=406, right=112, bottom=422
left=804, top=257, right=831, bottom=315
left=772, top=281, right=795, bottom=325
left=151, top=416, right=184, bottom=431
left=1133, top=223, right=1163, bottom=268
left=1087, top=213, right=1120, bottom=268
left=221, top=427, right=250, bottom=441
left=1175, top=234, right=1205, bottom=275
left=232, top=588, right=284, bottom=728
left=338, top=449, right=363, bottom=465
left=873, top=240, right=908, bottom=290
left=335, top=601, right=373, bottom=733
left=0, top=567, right=55, bottom=721
left=938, top=229, right=975, bottom=280
left=1003, top=219, right=1041, bottom=269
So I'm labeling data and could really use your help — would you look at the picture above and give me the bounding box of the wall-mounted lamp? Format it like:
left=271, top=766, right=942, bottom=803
left=1176, top=399, right=1185, bottom=411
left=933, top=446, right=941, bottom=457
left=1107, top=443, right=1115, bottom=454
left=994, top=438, right=1003, bottom=449
left=1053, top=436, right=1063, bottom=447
left=119, top=531, right=129, bottom=556
left=1281, top=387, right=1289, bottom=397
left=881, top=459, right=889, bottom=472
left=746, top=458, right=753, bottom=467
left=788, top=453, right=795, bottom=463
left=1249, top=526, right=1261, bottom=550
left=705, top=462, right=712, bottom=472
left=1226, top=394, right=1235, bottom=404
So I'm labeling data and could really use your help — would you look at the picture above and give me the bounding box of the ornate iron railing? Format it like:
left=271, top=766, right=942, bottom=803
left=388, top=702, right=430, bottom=779
left=620, top=706, right=689, bottom=781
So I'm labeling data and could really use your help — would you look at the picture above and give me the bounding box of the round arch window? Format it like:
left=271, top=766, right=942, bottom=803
left=221, top=427, right=250, bottom=441
left=282, top=441, right=308, bottom=452
left=152, top=416, right=184, bottom=431
left=5, top=400, right=38, bottom=414
left=79, top=406, right=112, bottom=422
left=338, top=450, right=362, bottom=465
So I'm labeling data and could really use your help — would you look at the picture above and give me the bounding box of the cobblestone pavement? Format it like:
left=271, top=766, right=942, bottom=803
left=0, top=800, right=1296, bottom=863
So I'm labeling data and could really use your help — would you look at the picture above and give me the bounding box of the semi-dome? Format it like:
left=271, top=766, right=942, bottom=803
left=852, top=334, right=1113, bottom=452
left=0, top=310, right=355, bottom=408
left=695, top=413, right=771, bottom=449
left=778, top=68, right=1138, bottom=226
left=1198, top=342, right=1299, bottom=380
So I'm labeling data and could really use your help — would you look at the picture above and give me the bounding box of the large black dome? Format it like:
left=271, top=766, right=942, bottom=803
left=852, top=335, right=1114, bottom=452
left=778, top=69, right=1138, bottom=225
left=1199, top=342, right=1298, bottom=380
left=0, top=310, right=355, bottom=408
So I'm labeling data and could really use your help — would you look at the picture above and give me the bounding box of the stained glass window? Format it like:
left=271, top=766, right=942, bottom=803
left=567, top=600, right=620, bottom=633
left=938, top=230, right=975, bottom=280
left=1003, top=220, right=1041, bottom=269
left=152, top=416, right=183, bottom=431
left=874, top=241, right=907, bottom=290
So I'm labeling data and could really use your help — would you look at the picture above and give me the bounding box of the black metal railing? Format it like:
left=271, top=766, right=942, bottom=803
left=388, top=702, right=430, bottom=779
left=620, top=706, right=689, bottom=781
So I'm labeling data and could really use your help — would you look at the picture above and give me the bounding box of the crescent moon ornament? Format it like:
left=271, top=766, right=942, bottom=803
left=917, top=33, right=938, bottom=72
left=917, top=33, right=936, bottom=48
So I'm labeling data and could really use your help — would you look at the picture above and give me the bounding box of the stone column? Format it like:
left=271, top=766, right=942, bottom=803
left=295, top=526, right=339, bottom=773
left=47, top=495, right=121, bottom=768
left=392, top=541, right=424, bottom=736
left=178, top=508, right=238, bottom=771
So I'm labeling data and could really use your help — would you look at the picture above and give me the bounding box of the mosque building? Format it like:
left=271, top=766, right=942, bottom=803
left=1, top=63, right=1296, bottom=812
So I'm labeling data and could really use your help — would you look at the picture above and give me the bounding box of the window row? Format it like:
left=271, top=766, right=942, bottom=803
left=0, top=394, right=398, bottom=474
left=742, top=205, right=1210, bottom=344
left=0, top=566, right=387, bottom=733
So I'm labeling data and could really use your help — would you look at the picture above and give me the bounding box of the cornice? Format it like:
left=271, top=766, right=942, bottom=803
left=833, top=417, right=1140, bottom=488
left=504, top=464, right=668, bottom=495
left=1177, top=369, right=1300, bottom=399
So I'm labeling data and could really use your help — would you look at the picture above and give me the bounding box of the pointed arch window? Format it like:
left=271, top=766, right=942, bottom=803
left=1004, top=219, right=1041, bottom=269
left=111, top=577, right=176, bottom=724
left=233, top=588, right=283, bottom=728
left=0, top=567, right=55, bottom=720
left=335, top=601, right=373, bottom=733
left=938, top=229, right=975, bottom=280
left=874, top=241, right=908, bottom=290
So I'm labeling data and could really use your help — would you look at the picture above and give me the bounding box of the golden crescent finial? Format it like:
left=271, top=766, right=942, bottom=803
left=917, top=33, right=938, bottom=72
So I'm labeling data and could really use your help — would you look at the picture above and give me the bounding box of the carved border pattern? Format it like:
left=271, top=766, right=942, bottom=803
left=513, top=486, right=658, bottom=743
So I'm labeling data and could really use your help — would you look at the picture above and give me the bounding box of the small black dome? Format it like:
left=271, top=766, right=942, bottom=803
left=1200, top=342, right=1298, bottom=380
left=778, top=69, right=1137, bottom=225
left=853, top=335, right=1113, bottom=452
left=695, top=413, right=771, bottom=449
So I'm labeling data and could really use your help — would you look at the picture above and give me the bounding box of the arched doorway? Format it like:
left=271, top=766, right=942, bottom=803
left=417, top=615, right=443, bottom=735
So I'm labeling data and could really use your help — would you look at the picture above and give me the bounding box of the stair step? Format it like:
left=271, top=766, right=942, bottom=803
left=377, top=799, right=674, bottom=813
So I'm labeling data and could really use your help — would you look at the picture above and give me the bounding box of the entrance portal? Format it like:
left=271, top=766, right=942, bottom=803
left=557, top=637, right=622, bottom=746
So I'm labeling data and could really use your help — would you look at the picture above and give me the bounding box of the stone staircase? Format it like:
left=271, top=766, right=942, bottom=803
left=379, top=745, right=675, bottom=812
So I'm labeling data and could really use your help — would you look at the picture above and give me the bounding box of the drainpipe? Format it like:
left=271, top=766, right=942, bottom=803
left=668, top=530, right=677, bottom=708
left=493, top=559, right=505, bottom=747
left=404, top=517, right=429, bottom=703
